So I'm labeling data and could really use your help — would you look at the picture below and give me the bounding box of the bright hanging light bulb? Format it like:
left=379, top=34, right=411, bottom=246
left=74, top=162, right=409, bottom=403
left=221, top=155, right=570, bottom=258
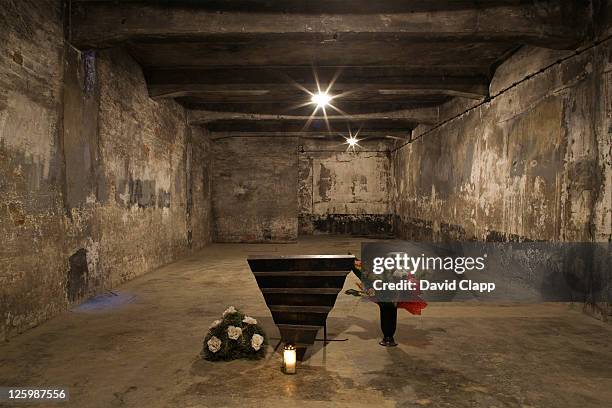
left=344, top=132, right=360, bottom=151
left=346, top=136, right=359, bottom=147
left=311, top=91, right=332, bottom=108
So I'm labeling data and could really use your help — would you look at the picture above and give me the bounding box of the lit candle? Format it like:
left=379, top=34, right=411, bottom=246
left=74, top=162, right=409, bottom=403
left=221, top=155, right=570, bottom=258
left=283, top=344, right=297, bottom=374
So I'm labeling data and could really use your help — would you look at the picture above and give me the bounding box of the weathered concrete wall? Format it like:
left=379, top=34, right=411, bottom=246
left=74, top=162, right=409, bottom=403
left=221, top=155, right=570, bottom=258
left=86, top=48, right=212, bottom=286
left=298, top=139, right=393, bottom=235
left=0, top=0, right=66, bottom=341
left=392, top=42, right=612, bottom=320
left=0, top=1, right=212, bottom=339
left=391, top=42, right=611, bottom=244
left=211, top=136, right=392, bottom=241
left=211, top=136, right=298, bottom=242
left=188, top=126, right=213, bottom=246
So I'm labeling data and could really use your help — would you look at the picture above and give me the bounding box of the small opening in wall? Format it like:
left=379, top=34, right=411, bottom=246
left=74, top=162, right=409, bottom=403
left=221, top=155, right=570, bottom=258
left=67, top=248, right=88, bottom=302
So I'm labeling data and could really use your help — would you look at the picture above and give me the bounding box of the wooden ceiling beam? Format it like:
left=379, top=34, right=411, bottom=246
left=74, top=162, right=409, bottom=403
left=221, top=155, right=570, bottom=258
left=181, top=101, right=445, bottom=116
left=70, top=1, right=588, bottom=50
left=187, top=108, right=438, bottom=126
left=204, top=121, right=414, bottom=138
left=145, top=67, right=489, bottom=100
left=208, top=131, right=409, bottom=141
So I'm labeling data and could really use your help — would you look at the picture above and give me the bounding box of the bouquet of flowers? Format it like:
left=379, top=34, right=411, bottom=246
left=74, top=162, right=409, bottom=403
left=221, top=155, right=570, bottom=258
left=346, top=257, right=427, bottom=315
left=201, top=306, right=267, bottom=361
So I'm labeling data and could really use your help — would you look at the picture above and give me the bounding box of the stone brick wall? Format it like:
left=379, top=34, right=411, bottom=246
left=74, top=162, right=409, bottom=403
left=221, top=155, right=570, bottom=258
left=210, top=136, right=393, bottom=241
left=0, top=0, right=67, bottom=340
left=0, top=1, right=212, bottom=339
left=211, top=136, right=298, bottom=242
left=391, top=42, right=612, bottom=320
left=298, top=139, right=393, bottom=236
left=90, top=48, right=211, bottom=286
left=391, top=43, right=611, bottom=244
left=189, top=126, right=213, bottom=246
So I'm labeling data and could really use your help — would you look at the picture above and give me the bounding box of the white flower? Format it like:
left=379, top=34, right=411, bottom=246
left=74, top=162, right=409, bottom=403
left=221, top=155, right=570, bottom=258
left=207, top=336, right=222, bottom=353
left=208, top=319, right=222, bottom=330
left=227, top=325, right=242, bottom=340
left=251, top=334, right=264, bottom=351
left=222, top=306, right=237, bottom=317
left=242, top=316, right=258, bottom=325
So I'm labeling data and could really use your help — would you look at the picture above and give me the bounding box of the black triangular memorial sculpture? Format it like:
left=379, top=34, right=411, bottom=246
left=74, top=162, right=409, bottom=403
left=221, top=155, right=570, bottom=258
left=247, top=254, right=355, bottom=360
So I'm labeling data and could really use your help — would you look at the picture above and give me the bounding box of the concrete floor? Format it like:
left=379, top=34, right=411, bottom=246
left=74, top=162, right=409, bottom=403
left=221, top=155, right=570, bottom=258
left=1, top=236, right=611, bottom=408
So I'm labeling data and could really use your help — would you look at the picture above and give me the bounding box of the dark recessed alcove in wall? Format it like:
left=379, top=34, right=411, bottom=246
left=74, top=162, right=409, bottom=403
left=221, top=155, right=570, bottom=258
left=300, top=214, right=393, bottom=237
left=67, top=248, right=88, bottom=302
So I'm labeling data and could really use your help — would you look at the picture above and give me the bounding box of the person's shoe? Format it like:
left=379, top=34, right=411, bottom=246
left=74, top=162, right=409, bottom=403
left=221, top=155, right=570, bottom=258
left=379, top=337, right=398, bottom=347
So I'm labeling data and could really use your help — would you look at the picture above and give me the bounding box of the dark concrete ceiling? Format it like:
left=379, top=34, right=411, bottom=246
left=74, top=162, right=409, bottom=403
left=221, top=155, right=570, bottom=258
left=69, top=0, right=590, bottom=140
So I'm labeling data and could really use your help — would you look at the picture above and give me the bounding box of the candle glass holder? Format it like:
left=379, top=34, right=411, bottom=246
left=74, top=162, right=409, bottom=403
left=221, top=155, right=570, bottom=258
left=283, top=344, right=297, bottom=374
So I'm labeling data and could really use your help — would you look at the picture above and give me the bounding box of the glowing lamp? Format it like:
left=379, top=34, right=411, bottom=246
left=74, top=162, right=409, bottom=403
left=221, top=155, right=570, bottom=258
left=311, top=91, right=331, bottom=108
left=283, top=344, right=297, bottom=374
left=346, top=136, right=359, bottom=147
